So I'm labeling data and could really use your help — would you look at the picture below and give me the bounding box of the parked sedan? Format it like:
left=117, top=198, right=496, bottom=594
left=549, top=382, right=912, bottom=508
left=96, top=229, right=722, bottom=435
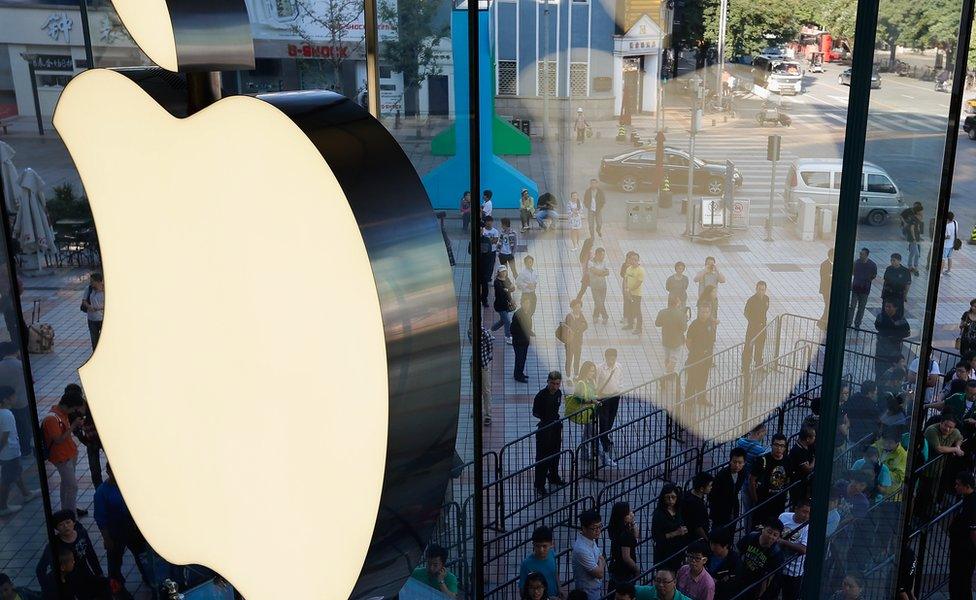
left=598, top=148, right=743, bottom=194
left=838, top=67, right=881, bottom=89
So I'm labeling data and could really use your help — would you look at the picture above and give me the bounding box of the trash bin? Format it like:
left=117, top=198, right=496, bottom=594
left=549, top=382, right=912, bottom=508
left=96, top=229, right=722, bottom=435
left=626, top=200, right=658, bottom=231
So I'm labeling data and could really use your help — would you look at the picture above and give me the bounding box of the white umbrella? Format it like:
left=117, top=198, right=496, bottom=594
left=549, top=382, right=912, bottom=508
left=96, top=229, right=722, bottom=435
left=0, top=141, right=22, bottom=214
left=14, top=168, right=57, bottom=268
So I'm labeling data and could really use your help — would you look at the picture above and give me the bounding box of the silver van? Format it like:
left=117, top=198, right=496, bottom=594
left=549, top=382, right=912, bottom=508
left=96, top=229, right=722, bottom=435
left=784, top=158, right=903, bottom=226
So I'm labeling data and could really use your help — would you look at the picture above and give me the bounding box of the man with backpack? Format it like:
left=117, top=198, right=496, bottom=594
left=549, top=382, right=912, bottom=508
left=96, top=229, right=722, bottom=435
left=41, top=392, right=87, bottom=516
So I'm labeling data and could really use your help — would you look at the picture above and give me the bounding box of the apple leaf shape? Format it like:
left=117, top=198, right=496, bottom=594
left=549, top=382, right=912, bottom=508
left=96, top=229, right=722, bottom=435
left=54, top=68, right=392, bottom=599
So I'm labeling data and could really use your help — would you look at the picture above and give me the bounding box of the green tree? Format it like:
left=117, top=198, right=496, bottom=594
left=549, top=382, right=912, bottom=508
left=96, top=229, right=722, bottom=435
left=378, top=0, right=449, bottom=116
left=702, top=0, right=803, bottom=58
left=292, top=0, right=366, bottom=95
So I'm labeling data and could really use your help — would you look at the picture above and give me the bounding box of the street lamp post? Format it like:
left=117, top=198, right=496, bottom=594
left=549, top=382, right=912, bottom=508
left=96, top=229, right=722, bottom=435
left=542, top=0, right=550, bottom=141
left=685, top=81, right=702, bottom=237
left=716, top=0, right=728, bottom=100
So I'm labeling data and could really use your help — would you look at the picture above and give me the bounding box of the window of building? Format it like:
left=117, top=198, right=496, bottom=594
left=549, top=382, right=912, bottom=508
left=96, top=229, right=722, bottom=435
left=537, top=61, right=556, bottom=96
left=273, top=0, right=298, bottom=20
left=37, top=74, right=71, bottom=87
left=569, top=62, right=588, bottom=97
left=498, top=60, right=517, bottom=96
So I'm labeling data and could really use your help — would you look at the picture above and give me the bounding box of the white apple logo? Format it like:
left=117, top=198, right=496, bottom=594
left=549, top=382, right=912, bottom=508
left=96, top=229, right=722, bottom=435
left=52, top=2, right=460, bottom=599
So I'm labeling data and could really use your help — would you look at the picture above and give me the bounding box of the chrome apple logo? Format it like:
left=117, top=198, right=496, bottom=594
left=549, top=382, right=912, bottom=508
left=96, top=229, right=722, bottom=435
left=52, top=1, right=460, bottom=598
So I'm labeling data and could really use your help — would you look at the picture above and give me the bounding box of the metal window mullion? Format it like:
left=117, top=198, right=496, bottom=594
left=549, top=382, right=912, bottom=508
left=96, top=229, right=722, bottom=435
left=363, top=0, right=381, bottom=117
left=894, top=0, right=976, bottom=590
left=801, top=0, right=880, bottom=594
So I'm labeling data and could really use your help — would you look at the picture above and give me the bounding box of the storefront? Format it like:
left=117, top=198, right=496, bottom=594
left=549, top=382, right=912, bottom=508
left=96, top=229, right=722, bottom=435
left=612, top=14, right=663, bottom=117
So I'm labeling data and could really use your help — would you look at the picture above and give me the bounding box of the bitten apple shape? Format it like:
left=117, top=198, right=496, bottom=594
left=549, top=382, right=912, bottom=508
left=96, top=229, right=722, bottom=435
left=54, top=68, right=389, bottom=599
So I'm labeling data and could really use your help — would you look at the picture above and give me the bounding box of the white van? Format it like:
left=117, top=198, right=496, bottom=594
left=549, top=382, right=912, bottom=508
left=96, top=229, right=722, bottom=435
left=784, top=158, right=904, bottom=226
left=752, top=57, right=803, bottom=94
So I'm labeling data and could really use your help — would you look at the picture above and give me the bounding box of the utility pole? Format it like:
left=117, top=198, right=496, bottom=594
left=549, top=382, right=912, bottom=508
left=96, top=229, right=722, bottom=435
left=716, top=0, right=728, bottom=102
left=766, top=134, right=781, bottom=241
left=684, top=79, right=702, bottom=237
left=542, top=0, right=551, bottom=141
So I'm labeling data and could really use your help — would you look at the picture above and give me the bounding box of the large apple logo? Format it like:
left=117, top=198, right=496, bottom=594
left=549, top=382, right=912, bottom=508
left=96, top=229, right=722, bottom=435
left=52, top=2, right=460, bottom=599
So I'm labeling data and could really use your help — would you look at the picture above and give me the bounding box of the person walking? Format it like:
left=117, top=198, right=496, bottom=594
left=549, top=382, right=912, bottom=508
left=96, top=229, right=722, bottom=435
left=819, top=249, right=833, bottom=328
left=520, top=189, right=536, bottom=232
left=492, top=266, right=516, bottom=343
left=533, top=372, right=566, bottom=495
left=945, top=211, right=960, bottom=274
left=901, top=202, right=923, bottom=276
left=959, top=298, right=976, bottom=358
left=596, top=349, right=623, bottom=467
left=848, top=248, right=877, bottom=329
left=478, top=217, right=500, bottom=306
left=568, top=192, right=584, bottom=250
left=80, top=272, right=105, bottom=350
left=460, top=191, right=472, bottom=232
left=623, top=253, right=645, bottom=336
left=0, top=387, right=39, bottom=516
left=742, top=281, right=769, bottom=372
left=575, top=238, right=595, bottom=302
left=562, top=299, right=589, bottom=380
left=574, top=108, right=590, bottom=145
left=516, top=255, right=539, bottom=319
left=481, top=189, right=494, bottom=222
left=881, top=253, right=911, bottom=312
left=497, top=218, right=519, bottom=278
left=41, top=392, right=87, bottom=516
left=666, top=262, right=689, bottom=308
left=512, top=307, right=532, bottom=383
left=656, top=296, right=689, bottom=365
left=948, top=470, right=976, bottom=599
left=468, top=319, right=494, bottom=425
left=0, top=343, right=30, bottom=457
left=589, top=248, right=610, bottom=324
left=693, top=257, right=726, bottom=316
left=619, top=251, right=636, bottom=324
left=584, top=179, right=606, bottom=238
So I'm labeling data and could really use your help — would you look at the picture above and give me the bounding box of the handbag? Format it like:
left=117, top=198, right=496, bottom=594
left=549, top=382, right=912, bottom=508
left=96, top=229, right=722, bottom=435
left=555, top=322, right=568, bottom=343
left=79, top=286, right=92, bottom=313
left=565, top=393, right=596, bottom=424
left=954, top=238, right=963, bottom=251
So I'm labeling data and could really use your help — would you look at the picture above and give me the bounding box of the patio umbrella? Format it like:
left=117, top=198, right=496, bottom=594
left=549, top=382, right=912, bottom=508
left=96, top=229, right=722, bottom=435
left=0, top=141, right=22, bottom=214
left=14, top=168, right=57, bottom=268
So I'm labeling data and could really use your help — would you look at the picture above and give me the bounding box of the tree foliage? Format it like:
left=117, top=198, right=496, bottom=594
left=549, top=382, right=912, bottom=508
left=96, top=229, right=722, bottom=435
left=378, top=0, right=449, bottom=112
left=292, top=0, right=366, bottom=94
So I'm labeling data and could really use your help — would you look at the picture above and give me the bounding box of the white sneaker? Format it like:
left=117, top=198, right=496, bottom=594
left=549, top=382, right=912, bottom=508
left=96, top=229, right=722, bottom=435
left=0, top=504, right=22, bottom=516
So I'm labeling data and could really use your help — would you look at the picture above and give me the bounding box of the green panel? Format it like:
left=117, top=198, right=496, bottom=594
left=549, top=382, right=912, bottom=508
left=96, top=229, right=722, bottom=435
left=431, top=117, right=532, bottom=156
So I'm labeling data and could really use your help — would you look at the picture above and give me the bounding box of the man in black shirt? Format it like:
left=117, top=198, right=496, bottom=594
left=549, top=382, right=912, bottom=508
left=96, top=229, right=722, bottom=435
left=709, top=448, right=747, bottom=529
left=846, top=380, right=879, bottom=443
left=949, top=471, right=976, bottom=599
left=533, top=371, right=566, bottom=495
left=511, top=308, right=531, bottom=383
left=787, top=426, right=816, bottom=506
left=750, top=434, right=792, bottom=527
left=683, top=472, right=713, bottom=543
left=742, top=281, right=769, bottom=372
left=735, top=519, right=784, bottom=599
left=881, top=253, right=911, bottom=311
left=707, top=529, right=740, bottom=600
left=685, top=305, right=717, bottom=403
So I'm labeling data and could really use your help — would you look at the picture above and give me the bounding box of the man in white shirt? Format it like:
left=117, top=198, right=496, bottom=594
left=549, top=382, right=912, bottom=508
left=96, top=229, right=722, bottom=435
left=0, top=343, right=29, bottom=457
left=778, top=499, right=811, bottom=600
left=481, top=189, right=493, bottom=223
left=596, top=349, right=623, bottom=466
left=909, top=357, right=942, bottom=404
left=515, top=255, right=538, bottom=319
left=572, top=509, right=605, bottom=599
left=0, top=385, right=38, bottom=516
left=81, top=271, right=105, bottom=350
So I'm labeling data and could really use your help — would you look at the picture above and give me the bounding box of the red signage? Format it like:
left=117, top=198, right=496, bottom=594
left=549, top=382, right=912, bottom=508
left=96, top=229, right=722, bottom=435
left=287, top=44, right=350, bottom=59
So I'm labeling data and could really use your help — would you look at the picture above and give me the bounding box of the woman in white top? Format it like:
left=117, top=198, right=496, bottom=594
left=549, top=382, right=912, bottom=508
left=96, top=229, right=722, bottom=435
left=944, top=211, right=960, bottom=274
left=567, top=192, right=583, bottom=250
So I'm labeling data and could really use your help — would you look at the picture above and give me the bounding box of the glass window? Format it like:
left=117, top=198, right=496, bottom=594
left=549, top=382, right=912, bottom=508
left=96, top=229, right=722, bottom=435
left=569, top=63, right=588, bottom=97
left=801, top=171, right=831, bottom=189
left=537, top=61, right=556, bottom=97
left=866, top=174, right=897, bottom=194
left=274, top=0, right=298, bottom=20
left=498, top=60, right=517, bottom=95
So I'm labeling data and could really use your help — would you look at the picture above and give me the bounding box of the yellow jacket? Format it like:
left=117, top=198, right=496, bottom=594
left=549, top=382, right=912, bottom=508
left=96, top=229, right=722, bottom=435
left=625, top=265, right=646, bottom=297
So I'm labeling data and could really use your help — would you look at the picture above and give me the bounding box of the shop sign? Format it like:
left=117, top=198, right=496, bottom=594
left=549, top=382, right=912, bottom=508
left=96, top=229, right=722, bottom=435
left=32, top=54, right=74, bottom=72
left=628, top=40, right=657, bottom=50
left=288, top=43, right=351, bottom=59
left=41, top=13, right=73, bottom=43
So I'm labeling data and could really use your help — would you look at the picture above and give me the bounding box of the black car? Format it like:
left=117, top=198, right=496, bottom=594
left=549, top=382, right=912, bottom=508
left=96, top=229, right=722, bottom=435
left=598, top=147, right=743, bottom=194
left=964, top=115, right=976, bottom=140
left=838, top=67, right=881, bottom=89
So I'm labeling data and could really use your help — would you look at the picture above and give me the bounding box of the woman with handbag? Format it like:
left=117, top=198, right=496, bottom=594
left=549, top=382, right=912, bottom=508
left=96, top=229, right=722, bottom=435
left=562, top=299, right=588, bottom=380
left=959, top=298, right=976, bottom=357
left=565, top=361, right=598, bottom=463
left=491, top=266, right=517, bottom=343
left=945, top=211, right=961, bottom=274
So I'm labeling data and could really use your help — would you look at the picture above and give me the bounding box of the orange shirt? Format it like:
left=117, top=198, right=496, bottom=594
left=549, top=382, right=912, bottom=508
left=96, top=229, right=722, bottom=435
left=41, top=406, right=77, bottom=464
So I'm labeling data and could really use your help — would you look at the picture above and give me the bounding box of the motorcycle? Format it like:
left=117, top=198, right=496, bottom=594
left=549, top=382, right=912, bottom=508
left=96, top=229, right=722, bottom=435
left=935, top=77, right=951, bottom=92
left=756, top=103, right=791, bottom=127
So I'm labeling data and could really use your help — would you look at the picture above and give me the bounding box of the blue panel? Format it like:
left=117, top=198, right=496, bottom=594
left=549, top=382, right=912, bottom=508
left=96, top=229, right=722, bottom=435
left=498, top=3, right=518, bottom=60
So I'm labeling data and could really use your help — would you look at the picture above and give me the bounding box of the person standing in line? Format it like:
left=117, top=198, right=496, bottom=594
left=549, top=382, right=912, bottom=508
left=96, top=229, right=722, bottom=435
left=492, top=266, right=516, bottom=343
left=682, top=472, right=713, bottom=544
left=460, top=191, right=471, bottom=232
left=572, top=509, right=606, bottom=599
left=497, top=218, right=519, bottom=278
left=568, top=192, right=584, bottom=251
left=656, top=296, right=689, bottom=365
left=468, top=318, right=494, bottom=425
left=684, top=304, right=717, bottom=403
left=742, top=281, right=769, bottom=372
left=94, top=463, right=150, bottom=595
left=481, top=189, right=494, bottom=223
left=0, top=343, right=30, bottom=457
left=574, top=108, right=590, bottom=145
left=902, top=202, right=923, bottom=276
left=410, top=544, right=459, bottom=598
left=478, top=217, right=500, bottom=307
left=777, top=499, right=811, bottom=600
left=516, top=255, right=539, bottom=320
left=584, top=179, right=606, bottom=238
left=652, top=484, right=689, bottom=572
left=848, top=248, right=877, bottom=329
left=666, top=262, right=689, bottom=309
left=607, top=501, right=639, bottom=593
left=563, top=299, right=589, bottom=381
left=948, top=470, right=976, bottom=600
left=945, top=211, right=960, bottom=275
left=69, top=384, right=103, bottom=489
left=619, top=251, right=636, bottom=325
left=874, top=301, right=910, bottom=383
left=41, top=393, right=87, bottom=516
left=881, top=253, right=911, bottom=312
left=960, top=299, right=976, bottom=358
left=533, top=372, right=567, bottom=495
left=512, top=307, right=532, bottom=384
left=36, top=510, right=108, bottom=597
left=819, top=249, right=833, bottom=328
left=596, top=348, right=623, bottom=467
left=623, top=253, right=645, bottom=336
left=589, top=248, right=610, bottom=324
left=520, top=189, right=536, bottom=232
left=787, top=426, right=816, bottom=506
left=677, top=542, right=716, bottom=600
left=80, top=272, right=105, bottom=350
left=708, top=448, right=747, bottom=530
left=749, top=434, right=792, bottom=528
left=693, top=257, right=726, bottom=314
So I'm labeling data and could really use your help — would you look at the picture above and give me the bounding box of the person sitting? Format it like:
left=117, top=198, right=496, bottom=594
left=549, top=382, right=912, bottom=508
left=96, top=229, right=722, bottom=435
left=535, top=193, right=560, bottom=230
left=410, top=544, right=458, bottom=598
